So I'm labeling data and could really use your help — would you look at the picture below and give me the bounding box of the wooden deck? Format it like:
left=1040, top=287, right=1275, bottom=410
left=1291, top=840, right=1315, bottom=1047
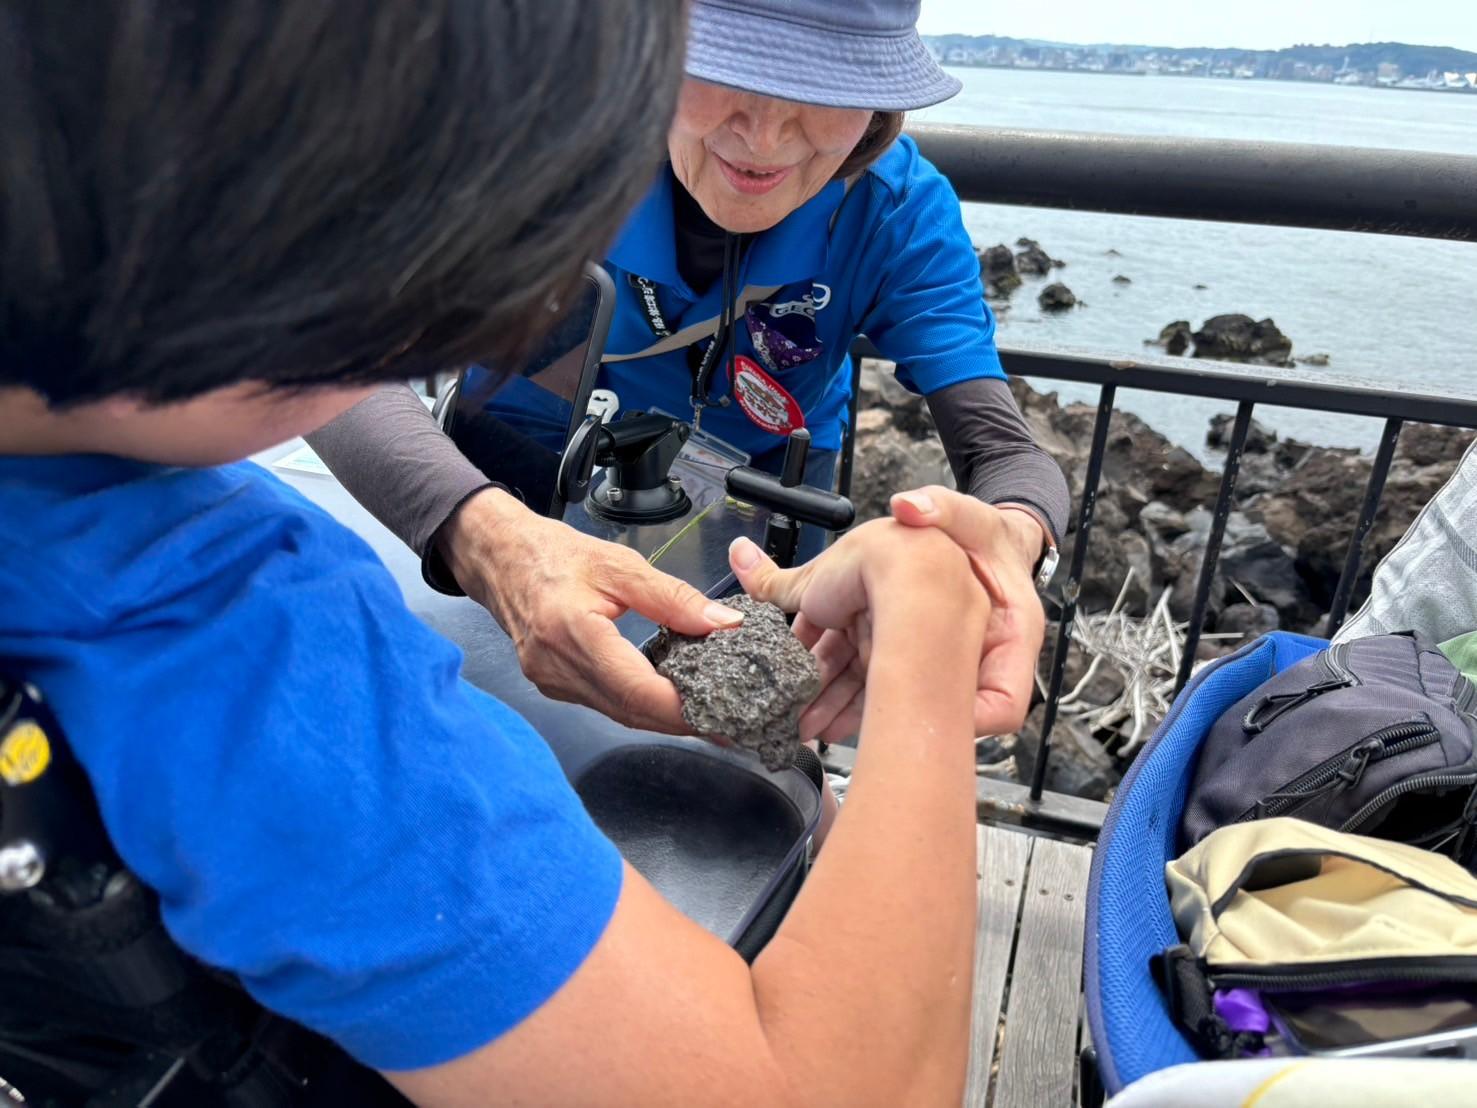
left=967, top=823, right=1094, bottom=1108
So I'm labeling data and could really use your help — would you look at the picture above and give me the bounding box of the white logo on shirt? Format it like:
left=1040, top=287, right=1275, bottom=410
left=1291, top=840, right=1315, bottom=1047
left=767, top=283, right=832, bottom=319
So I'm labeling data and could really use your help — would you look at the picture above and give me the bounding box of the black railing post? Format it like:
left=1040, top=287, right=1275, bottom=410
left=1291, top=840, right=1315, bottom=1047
left=1174, top=401, right=1255, bottom=696
left=837, top=355, right=865, bottom=501
left=1030, top=384, right=1116, bottom=802
left=1326, top=417, right=1404, bottom=638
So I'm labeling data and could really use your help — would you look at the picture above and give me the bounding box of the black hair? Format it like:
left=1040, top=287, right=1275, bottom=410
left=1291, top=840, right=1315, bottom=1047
left=0, top=0, right=686, bottom=407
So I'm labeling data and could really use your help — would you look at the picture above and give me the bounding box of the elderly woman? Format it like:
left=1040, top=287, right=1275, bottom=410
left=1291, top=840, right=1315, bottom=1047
left=311, top=0, right=1069, bottom=739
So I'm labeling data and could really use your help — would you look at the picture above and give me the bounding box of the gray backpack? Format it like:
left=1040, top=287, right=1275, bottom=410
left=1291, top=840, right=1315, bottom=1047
left=1179, top=631, right=1477, bottom=862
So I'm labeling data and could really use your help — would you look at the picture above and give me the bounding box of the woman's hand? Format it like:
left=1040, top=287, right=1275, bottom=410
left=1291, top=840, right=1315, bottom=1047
left=729, top=517, right=994, bottom=741
left=440, top=487, right=744, bottom=733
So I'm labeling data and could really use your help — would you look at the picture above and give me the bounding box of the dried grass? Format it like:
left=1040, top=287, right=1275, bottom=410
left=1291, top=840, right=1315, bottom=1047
left=1041, top=569, right=1240, bottom=757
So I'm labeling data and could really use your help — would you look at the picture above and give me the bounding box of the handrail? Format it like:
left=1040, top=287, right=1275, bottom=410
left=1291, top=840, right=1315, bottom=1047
left=907, top=123, right=1477, bottom=241
left=853, top=339, right=1477, bottom=428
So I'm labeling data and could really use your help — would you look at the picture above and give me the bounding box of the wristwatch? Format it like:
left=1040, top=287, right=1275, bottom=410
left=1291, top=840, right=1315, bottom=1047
left=997, top=502, right=1060, bottom=592
left=1034, top=541, right=1060, bottom=591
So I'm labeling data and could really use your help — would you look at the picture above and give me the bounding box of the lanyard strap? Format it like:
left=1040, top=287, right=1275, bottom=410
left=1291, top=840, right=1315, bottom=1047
left=602, top=282, right=782, bottom=363
left=607, top=174, right=861, bottom=366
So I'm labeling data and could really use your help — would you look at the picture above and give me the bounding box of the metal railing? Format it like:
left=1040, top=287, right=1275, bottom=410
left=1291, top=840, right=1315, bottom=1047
left=844, top=124, right=1477, bottom=832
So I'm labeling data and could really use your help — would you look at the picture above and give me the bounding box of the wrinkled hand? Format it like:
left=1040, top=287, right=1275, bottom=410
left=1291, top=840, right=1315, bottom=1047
left=441, top=488, right=743, bottom=733
left=729, top=516, right=995, bottom=743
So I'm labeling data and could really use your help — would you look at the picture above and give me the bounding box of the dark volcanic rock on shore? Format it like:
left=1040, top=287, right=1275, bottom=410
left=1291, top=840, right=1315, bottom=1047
left=978, top=244, right=1022, bottom=299
left=1150, top=314, right=1296, bottom=366
left=848, top=355, right=1474, bottom=800
left=1015, top=238, right=1064, bottom=276
left=1192, top=314, right=1294, bottom=366
left=1039, top=283, right=1078, bottom=311
left=850, top=358, right=1473, bottom=635
left=1157, top=320, right=1193, bottom=357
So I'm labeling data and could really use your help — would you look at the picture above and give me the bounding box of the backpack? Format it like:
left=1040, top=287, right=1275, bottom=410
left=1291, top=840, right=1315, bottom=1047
left=1179, top=632, right=1477, bottom=863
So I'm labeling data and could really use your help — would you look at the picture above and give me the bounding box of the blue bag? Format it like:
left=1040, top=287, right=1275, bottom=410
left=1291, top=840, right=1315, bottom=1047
left=1083, top=631, right=1326, bottom=1095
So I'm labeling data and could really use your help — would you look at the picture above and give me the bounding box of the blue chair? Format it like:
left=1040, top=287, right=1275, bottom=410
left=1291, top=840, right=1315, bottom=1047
left=1084, top=631, right=1327, bottom=1096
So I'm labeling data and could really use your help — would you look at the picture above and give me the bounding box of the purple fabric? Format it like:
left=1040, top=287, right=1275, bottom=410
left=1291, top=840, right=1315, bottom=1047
left=744, top=296, right=827, bottom=375
left=1216, top=989, right=1273, bottom=1057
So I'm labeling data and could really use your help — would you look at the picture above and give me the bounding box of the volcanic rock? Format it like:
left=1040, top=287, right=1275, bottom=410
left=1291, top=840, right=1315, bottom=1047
left=1192, top=314, right=1294, bottom=366
left=1218, top=603, right=1282, bottom=640
left=978, top=244, right=1022, bottom=299
left=1038, top=283, right=1078, bottom=311
left=1014, top=706, right=1121, bottom=802
left=1156, top=320, right=1193, bottom=357
left=1015, top=238, right=1064, bottom=275
left=1207, top=411, right=1277, bottom=454
left=650, top=595, right=820, bottom=771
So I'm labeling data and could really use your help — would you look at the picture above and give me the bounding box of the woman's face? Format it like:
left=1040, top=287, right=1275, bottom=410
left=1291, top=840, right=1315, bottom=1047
left=669, top=79, right=874, bottom=234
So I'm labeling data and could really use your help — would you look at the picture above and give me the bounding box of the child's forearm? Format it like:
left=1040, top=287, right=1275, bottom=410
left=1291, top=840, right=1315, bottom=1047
left=750, top=603, right=981, bottom=1106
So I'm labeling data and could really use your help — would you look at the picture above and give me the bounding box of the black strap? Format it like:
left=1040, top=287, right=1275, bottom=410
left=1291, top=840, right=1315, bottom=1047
left=1151, top=944, right=1265, bottom=1060
left=629, top=274, right=672, bottom=339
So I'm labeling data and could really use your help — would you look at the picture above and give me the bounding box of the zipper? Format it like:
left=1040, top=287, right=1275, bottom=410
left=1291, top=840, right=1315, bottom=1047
left=1342, top=769, right=1477, bottom=835
left=1212, top=955, right=1477, bottom=993
left=1233, top=721, right=1439, bottom=823
left=1242, top=645, right=1355, bottom=733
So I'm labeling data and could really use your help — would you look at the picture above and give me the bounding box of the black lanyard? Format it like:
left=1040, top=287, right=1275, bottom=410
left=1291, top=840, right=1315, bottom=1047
left=628, top=274, right=672, bottom=339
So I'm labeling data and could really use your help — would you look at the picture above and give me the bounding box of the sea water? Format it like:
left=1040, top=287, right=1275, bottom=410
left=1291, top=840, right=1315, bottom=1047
left=914, top=69, right=1477, bottom=460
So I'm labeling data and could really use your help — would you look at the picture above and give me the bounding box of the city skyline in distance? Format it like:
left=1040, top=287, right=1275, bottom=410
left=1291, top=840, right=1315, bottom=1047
left=916, top=0, right=1477, bottom=54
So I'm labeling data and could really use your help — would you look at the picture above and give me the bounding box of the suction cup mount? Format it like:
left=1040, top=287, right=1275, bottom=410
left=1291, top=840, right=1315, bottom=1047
left=559, top=411, right=692, bottom=524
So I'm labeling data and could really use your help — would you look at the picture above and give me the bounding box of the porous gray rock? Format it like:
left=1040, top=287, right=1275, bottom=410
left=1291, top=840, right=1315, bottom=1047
left=651, top=595, right=820, bottom=771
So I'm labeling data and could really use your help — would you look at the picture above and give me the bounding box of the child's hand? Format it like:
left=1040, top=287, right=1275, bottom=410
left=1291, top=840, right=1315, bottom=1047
left=728, top=519, right=993, bottom=744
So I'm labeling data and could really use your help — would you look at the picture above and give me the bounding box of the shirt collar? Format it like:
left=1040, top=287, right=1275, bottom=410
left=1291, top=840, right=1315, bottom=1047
left=609, top=167, right=848, bottom=291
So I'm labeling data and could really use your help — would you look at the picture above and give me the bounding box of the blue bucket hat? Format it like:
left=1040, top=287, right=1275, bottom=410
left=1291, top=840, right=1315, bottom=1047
left=685, top=0, right=962, bottom=112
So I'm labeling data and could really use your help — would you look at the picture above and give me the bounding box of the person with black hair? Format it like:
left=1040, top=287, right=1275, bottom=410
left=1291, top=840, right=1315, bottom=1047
left=3, top=3, right=1006, bottom=1104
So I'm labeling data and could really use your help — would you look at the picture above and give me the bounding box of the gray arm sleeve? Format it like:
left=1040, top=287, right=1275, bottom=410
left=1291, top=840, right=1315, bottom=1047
left=926, top=376, right=1070, bottom=544
left=305, top=384, right=490, bottom=591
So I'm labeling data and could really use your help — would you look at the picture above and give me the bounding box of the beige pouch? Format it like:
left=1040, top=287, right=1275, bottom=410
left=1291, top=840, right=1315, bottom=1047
left=1169, top=817, right=1477, bottom=973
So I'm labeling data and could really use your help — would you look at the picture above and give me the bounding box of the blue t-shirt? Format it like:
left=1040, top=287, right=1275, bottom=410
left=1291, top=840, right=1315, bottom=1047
left=0, top=455, right=623, bottom=1070
left=601, top=134, right=1004, bottom=456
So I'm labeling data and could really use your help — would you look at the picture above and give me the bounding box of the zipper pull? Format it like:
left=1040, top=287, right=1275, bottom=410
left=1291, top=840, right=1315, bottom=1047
left=1335, top=738, right=1385, bottom=789
left=1244, top=678, right=1347, bottom=733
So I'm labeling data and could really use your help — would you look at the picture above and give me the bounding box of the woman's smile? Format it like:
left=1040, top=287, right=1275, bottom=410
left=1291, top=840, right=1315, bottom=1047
left=712, top=152, right=795, bottom=196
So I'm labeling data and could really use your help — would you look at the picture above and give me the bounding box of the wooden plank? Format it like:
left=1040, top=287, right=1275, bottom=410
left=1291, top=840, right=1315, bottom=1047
left=974, top=775, right=1107, bottom=840
left=964, top=825, right=1032, bottom=1108
left=993, top=838, right=1093, bottom=1108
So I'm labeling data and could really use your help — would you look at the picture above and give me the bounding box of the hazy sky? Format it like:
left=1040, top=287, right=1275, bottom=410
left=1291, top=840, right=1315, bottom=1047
left=916, top=1, right=1477, bottom=54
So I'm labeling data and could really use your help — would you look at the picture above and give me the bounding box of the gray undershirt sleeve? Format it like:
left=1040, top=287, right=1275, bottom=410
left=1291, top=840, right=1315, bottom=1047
left=925, top=376, right=1070, bottom=545
left=305, top=384, right=490, bottom=593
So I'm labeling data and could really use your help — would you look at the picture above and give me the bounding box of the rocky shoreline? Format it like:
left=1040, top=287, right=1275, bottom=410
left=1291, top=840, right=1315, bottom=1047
left=846, top=236, right=1474, bottom=800
left=851, top=362, right=1472, bottom=798
left=853, top=358, right=1472, bottom=638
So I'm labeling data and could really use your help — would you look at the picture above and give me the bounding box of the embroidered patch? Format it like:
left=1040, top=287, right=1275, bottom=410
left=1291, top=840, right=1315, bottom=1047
left=731, top=355, right=805, bottom=436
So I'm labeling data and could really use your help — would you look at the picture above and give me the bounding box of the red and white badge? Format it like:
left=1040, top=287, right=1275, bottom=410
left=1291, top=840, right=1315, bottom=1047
left=730, top=355, right=805, bottom=436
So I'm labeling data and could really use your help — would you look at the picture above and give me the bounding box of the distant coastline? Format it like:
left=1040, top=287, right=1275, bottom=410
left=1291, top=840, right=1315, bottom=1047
left=925, top=34, right=1477, bottom=95
left=941, top=62, right=1477, bottom=96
